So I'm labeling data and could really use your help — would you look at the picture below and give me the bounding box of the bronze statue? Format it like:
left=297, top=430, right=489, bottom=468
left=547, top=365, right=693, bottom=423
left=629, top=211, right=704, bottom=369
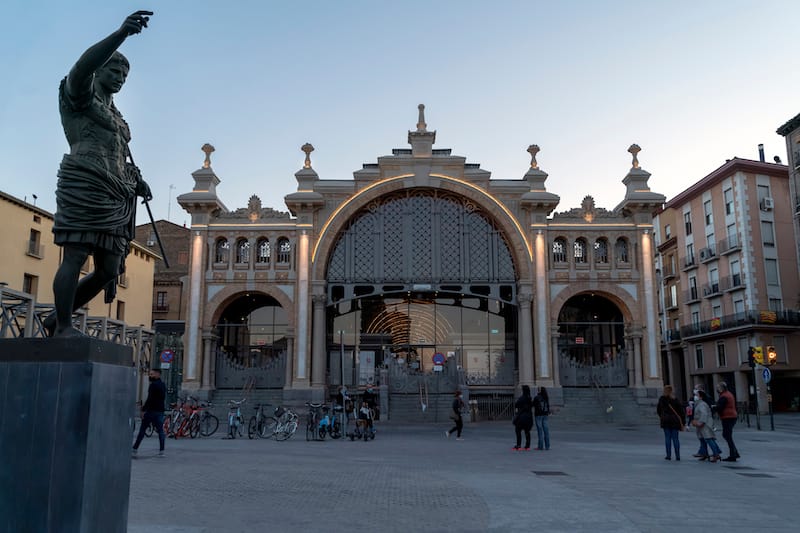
left=46, top=11, right=154, bottom=337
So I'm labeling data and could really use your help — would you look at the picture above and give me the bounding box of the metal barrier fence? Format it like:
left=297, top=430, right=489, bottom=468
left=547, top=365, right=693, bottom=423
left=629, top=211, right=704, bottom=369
left=1, top=284, right=155, bottom=403
left=471, top=392, right=515, bottom=421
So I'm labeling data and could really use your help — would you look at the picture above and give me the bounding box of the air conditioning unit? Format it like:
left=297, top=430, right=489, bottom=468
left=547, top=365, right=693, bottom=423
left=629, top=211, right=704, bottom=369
left=761, top=197, right=774, bottom=211
left=699, top=249, right=710, bottom=260
left=146, top=240, right=156, bottom=246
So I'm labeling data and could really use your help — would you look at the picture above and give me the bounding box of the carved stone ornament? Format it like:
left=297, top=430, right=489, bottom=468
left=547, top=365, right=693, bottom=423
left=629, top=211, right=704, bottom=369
left=247, top=195, right=262, bottom=221
left=202, top=143, right=215, bottom=169
left=301, top=143, right=314, bottom=169
left=553, top=195, right=614, bottom=220
left=527, top=144, right=540, bottom=169
left=581, top=195, right=597, bottom=222
left=417, top=104, right=427, bottom=132
left=628, top=144, right=641, bottom=169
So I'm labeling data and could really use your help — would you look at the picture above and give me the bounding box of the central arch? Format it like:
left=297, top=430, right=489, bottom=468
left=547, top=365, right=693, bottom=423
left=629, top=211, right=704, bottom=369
left=324, top=188, right=519, bottom=390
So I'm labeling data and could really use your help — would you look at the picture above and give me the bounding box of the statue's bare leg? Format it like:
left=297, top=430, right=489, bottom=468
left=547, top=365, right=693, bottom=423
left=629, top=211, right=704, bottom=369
left=47, top=246, right=90, bottom=337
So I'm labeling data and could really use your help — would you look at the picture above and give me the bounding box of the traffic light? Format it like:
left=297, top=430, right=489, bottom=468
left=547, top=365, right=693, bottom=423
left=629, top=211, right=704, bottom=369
left=747, top=346, right=756, bottom=368
left=753, top=346, right=764, bottom=365
left=766, top=345, right=777, bottom=366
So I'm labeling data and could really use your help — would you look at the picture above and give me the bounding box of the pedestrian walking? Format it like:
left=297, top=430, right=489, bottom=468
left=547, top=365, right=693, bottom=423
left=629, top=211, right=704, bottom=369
left=715, top=381, right=740, bottom=462
left=512, top=385, right=534, bottom=450
left=691, top=390, right=722, bottom=462
left=445, top=390, right=465, bottom=440
left=132, top=369, right=166, bottom=457
left=533, top=386, right=551, bottom=450
left=656, top=385, right=685, bottom=460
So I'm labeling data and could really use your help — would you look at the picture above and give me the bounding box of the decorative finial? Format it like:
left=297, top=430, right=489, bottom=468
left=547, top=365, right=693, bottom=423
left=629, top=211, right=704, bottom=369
left=527, top=144, right=540, bottom=169
left=417, top=104, right=427, bottom=132
left=301, top=143, right=314, bottom=169
left=201, top=143, right=215, bottom=169
left=628, top=144, right=641, bottom=169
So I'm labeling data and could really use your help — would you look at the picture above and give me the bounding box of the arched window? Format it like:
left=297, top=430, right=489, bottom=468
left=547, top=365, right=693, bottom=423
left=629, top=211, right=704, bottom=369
left=276, top=237, right=291, bottom=265
left=574, top=238, right=587, bottom=264
left=256, top=238, right=270, bottom=264
left=552, top=238, right=567, bottom=264
left=615, top=237, right=629, bottom=263
left=235, top=238, right=250, bottom=264
left=594, top=238, right=609, bottom=264
left=214, top=238, right=230, bottom=264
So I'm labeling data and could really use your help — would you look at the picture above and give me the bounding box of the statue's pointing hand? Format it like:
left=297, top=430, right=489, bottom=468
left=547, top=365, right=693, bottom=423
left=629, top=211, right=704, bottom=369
left=120, top=10, right=153, bottom=36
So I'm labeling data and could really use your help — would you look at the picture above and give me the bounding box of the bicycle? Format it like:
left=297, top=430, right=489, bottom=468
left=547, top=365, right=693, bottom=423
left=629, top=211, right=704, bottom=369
left=268, top=405, right=298, bottom=441
left=249, top=403, right=277, bottom=439
left=319, top=404, right=343, bottom=439
left=227, top=398, right=246, bottom=439
left=197, top=401, right=219, bottom=437
left=306, top=402, right=323, bottom=441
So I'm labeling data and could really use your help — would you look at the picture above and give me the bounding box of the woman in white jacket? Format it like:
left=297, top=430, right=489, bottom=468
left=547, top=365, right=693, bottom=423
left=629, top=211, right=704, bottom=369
left=691, top=390, right=722, bottom=462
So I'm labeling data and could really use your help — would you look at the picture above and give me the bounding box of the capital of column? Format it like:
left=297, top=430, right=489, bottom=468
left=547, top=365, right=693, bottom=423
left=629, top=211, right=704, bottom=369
left=312, top=294, right=327, bottom=306
left=518, top=292, right=533, bottom=305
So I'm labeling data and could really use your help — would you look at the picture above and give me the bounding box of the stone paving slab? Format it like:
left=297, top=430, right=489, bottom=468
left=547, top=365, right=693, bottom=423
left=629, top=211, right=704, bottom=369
left=129, top=415, right=800, bottom=532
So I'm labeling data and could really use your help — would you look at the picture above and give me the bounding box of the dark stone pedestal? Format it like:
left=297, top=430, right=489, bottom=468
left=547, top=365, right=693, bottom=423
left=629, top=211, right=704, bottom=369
left=0, top=338, right=135, bottom=533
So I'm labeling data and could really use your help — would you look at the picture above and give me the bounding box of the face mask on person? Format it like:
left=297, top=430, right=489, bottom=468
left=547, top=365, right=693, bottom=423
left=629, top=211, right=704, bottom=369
left=149, top=376, right=157, bottom=382
left=693, top=394, right=699, bottom=402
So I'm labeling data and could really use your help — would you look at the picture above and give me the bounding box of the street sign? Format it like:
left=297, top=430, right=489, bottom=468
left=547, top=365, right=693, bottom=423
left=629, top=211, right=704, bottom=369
left=762, top=367, right=772, bottom=384
left=160, top=349, right=175, bottom=363
left=575, top=337, right=584, bottom=344
left=432, top=352, right=445, bottom=365
left=433, top=365, right=443, bottom=372
left=160, top=362, right=171, bottom=369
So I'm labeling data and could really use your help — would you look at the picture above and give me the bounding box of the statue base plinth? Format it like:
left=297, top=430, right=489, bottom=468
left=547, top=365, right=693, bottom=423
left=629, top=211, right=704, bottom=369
left=0, top=338, right=135, bottom=533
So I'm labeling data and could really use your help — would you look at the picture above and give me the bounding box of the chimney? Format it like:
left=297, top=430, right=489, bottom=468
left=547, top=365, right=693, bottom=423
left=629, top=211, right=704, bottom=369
left=758, top=144, right=765, bottom=162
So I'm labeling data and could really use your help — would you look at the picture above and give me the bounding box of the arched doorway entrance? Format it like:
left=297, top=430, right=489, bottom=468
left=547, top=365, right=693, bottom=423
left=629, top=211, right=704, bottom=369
left=557, top=293, right=628, bottom=387
left=325, top=189, right=519, bottom=394
left=214, top=293, right=288, bottom=389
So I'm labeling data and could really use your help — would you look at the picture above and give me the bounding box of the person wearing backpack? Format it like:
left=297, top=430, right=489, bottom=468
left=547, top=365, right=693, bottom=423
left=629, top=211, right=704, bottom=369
left=656, top=385, right=686, bottom=461
left=533, top=386, right=551, bottom=450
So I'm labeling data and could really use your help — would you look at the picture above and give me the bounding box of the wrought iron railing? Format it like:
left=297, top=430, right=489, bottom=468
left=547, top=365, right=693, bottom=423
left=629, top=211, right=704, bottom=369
left=680, top=310, right=800, bottom=338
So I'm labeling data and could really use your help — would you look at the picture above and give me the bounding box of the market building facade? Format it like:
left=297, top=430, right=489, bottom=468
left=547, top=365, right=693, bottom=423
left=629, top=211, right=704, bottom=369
left=178, top=108, right=665, bottom=420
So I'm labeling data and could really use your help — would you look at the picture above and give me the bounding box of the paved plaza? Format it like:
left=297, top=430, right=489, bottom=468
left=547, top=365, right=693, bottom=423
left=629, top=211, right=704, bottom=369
left=128, top=414, right=800, bottom=533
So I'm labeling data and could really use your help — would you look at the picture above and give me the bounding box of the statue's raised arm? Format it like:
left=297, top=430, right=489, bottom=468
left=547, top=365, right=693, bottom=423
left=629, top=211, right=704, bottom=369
left=66, top=11, right=153, bottom=100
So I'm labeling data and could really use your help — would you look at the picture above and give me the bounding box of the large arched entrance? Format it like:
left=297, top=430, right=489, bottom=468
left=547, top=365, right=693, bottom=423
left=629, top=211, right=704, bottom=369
left=557, top=293, right=628, bottom=387
left=214, top=293, right=288, bottom=389
left=325, top=189, right=519, bottom=393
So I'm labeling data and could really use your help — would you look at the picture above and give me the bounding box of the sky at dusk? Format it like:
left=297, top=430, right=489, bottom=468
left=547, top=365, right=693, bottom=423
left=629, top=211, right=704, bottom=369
left=2, top=0, right=799, bottom=226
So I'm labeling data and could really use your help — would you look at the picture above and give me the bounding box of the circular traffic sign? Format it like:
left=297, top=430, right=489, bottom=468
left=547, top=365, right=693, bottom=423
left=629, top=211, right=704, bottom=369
left=762, top=367, right=772, bottom=384
left=432, top=352, right=445, bottom=365
left=160, top=349, right=175, bottom=363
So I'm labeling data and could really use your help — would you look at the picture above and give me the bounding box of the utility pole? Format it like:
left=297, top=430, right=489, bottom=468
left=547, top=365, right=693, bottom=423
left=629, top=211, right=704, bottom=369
left=167, top=184, right=175, bottom=221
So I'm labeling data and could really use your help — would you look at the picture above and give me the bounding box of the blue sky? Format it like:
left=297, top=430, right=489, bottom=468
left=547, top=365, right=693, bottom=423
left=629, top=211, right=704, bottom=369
left=2, top=1, right=799, bottom=225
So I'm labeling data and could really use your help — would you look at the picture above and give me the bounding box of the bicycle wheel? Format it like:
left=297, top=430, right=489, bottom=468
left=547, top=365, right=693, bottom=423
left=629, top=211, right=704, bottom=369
left=145, top=422, right=154, bottom=438
left=228, top=416, right=237, bottom=439
left=275, top=420, right=297, bottom=441
left=306, top=418, right=315, bottom=441
left=261, top=416, right=277, bottom=438
left=199, top=413, right=219, bottom=437
left=163, top=415, right=172, bottom=436
left=330, top=420, right=342, bottom=439
left=248, top=416, right=258, bottom=439
left=189, top=417, right=200, bottom=439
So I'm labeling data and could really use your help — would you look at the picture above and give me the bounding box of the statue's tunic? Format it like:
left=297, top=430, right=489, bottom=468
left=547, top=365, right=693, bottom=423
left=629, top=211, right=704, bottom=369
left=53, top=77, right=137, bottom=256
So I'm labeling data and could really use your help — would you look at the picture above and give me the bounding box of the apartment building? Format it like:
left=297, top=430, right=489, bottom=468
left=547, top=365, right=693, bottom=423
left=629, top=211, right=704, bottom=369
left=654, top=158, right=800, bottom=412
left=0, top=190, right=158, bottom=330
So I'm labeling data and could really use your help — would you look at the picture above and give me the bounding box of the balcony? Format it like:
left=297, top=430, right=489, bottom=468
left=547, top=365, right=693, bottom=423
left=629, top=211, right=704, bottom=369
left=698, top=246, right=717, bottom=264
left=661, top=263, right=677, bottom=282
left=681, top=255, right=698, bottom=271
left=680, top=310, right=800, bottom=338
left=717, top=234, right=741, bottom=255
left=153, top=303, right=170, bottom=313
left=663, top=329, right=681, bottom=343
left=720, top=273, right=745, bottom=292
left=683, top=287, right=701, bottom=304
left=702, top=282, right=721, bottom=298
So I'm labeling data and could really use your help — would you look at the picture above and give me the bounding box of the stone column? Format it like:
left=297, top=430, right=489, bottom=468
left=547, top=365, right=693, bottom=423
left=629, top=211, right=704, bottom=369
left=311, top=294, right=327, bottom=388
left=185, top=230, right=205, bottom=384
left=295, top=232, right=310, bottom=382
left=639, top=229, right=660, bottom=380
left=632, top=329, right=643, bottom=387
left=517, top=292, right=534, bottom=386
left=533, top=231, right=551, bottom=380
